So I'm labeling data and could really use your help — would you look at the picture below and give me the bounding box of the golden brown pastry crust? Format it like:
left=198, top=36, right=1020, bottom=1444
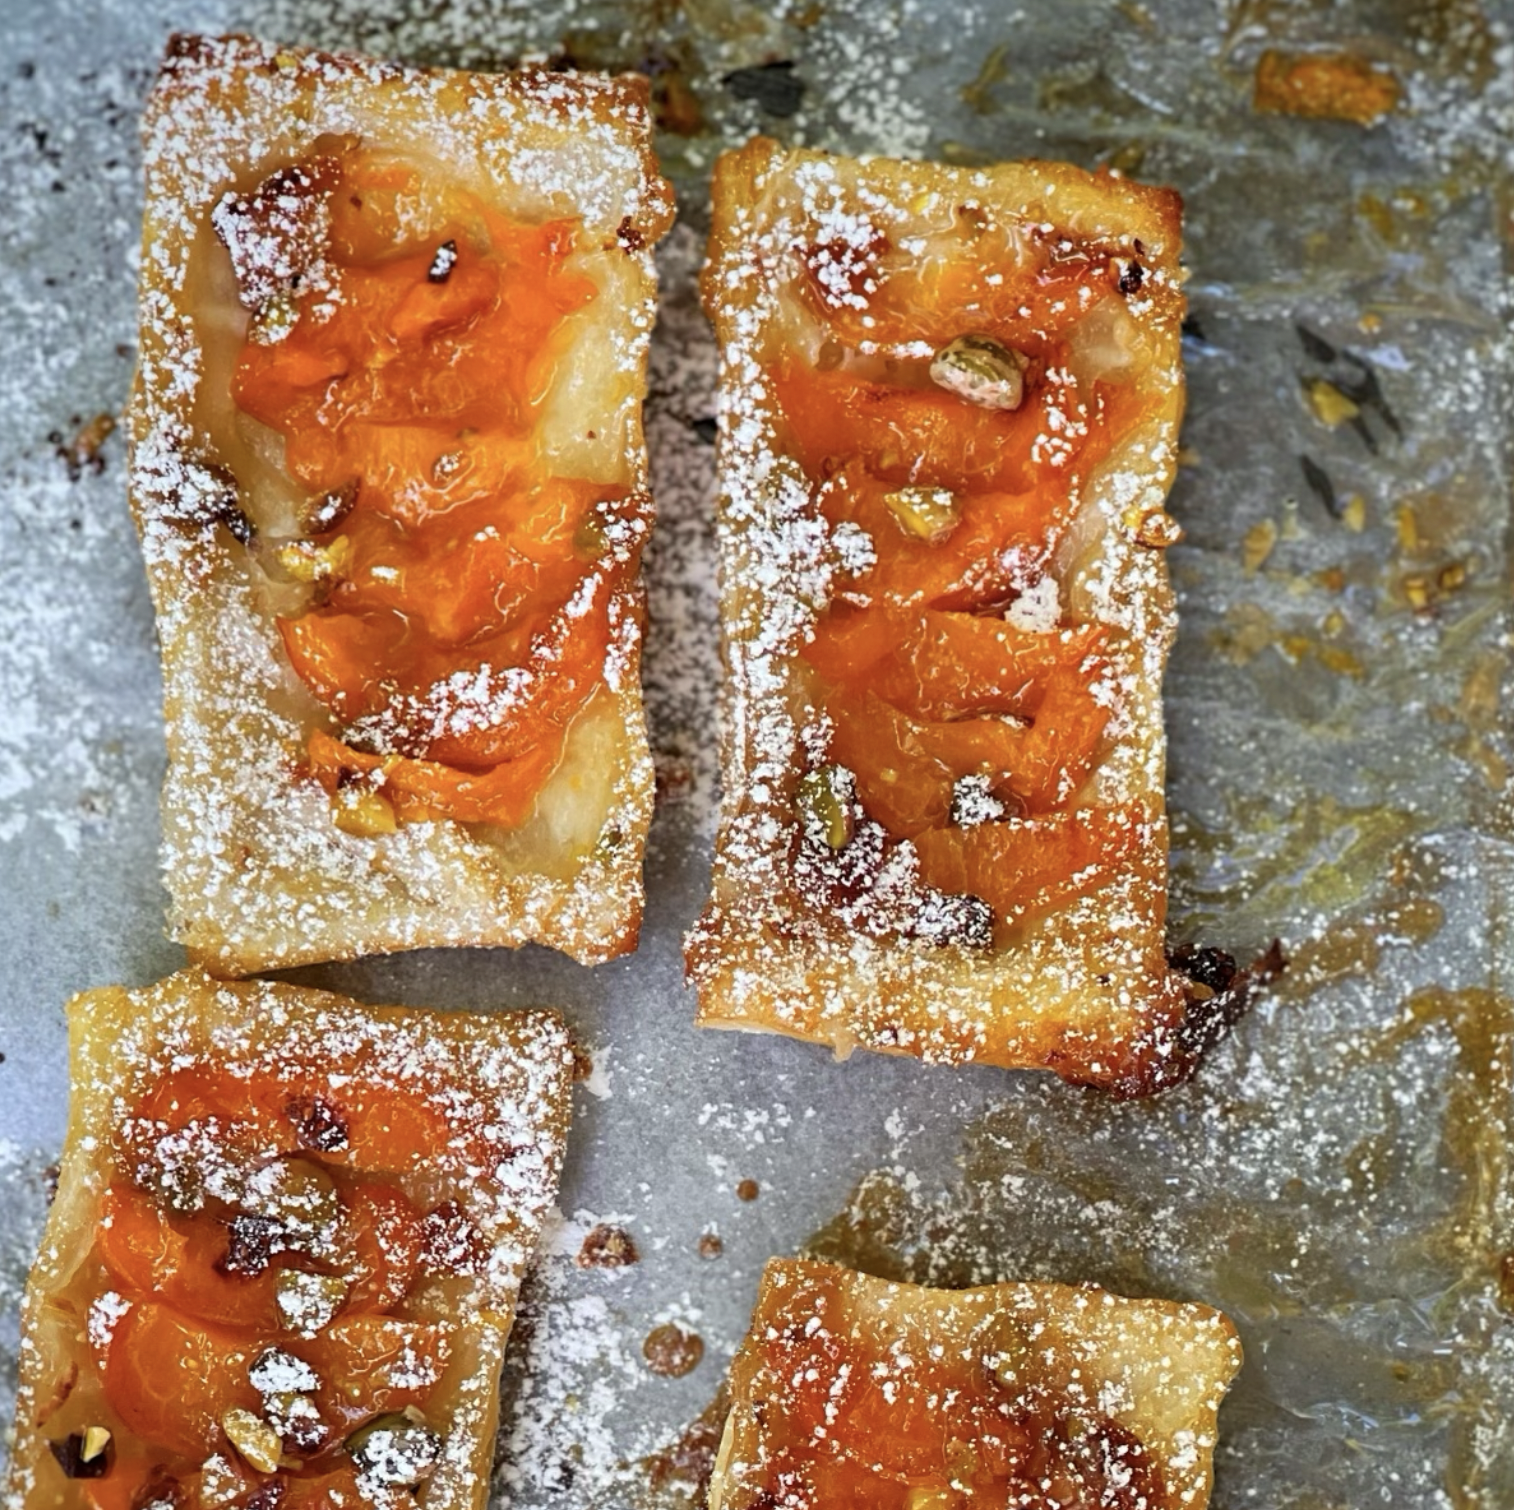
left=3, top=968, right=573, bottom=1510
left=129, top=35, right=674, bottom=976
left=686, top=138, right=1207, bottom=1093
left=710, top=1258, right=1242, bottom=1510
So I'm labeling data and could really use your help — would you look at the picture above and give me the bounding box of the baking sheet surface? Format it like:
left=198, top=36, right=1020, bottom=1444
left=1, top=1, right=1512, bottom=1506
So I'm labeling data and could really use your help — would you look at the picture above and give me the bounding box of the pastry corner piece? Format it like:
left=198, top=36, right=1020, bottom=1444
left=130, top=35, right=674, bottom=975
left=711, top=1258, right=1242, bottom=1510
left=4, top=968, right=573, bottom=1510
left=686, top=137, right=1214, bottom=1094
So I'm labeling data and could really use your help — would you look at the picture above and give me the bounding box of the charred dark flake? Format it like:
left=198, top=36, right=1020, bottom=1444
left=1340, top=351, right=1403, bottom=437
left=1116, top=259, right=1144, bottom=295
left=1165, top=940, right=1286, bottom=1087
left=1069, top=939, right=1286, bottom=1099
left=1296, top=324, right=1338, bottom=364
left=1299, top=454, right=1341, bottom=517
left=722, top=61, right=806, bottom=118
left=616, top=216, right=645, bottom=252
left=427, top=239, right=458, bottom=283
left=691, top=416, right=719, bottom=445
left=1168, top=943, right=1239, bottom=997
left=306, top=478, right=358, bottom=534
left=285, top=1094, right=348, bottom=1152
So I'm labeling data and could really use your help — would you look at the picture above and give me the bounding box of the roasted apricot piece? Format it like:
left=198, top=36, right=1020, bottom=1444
left=96, top=1186, right=282, bottom=1331
left=100, top=1303, right=259, bottom=1460
left=912, top=805, right=1146, bottom=924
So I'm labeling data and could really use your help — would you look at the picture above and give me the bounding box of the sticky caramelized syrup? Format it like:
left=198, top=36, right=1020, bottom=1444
left=725, top=1264, right=1164, bottom=1510
left=228, top=147, right=641, bottom=831
left=47, top=1062, right=483, bottom=1510
left=772, top=212, right=1162, bottom=931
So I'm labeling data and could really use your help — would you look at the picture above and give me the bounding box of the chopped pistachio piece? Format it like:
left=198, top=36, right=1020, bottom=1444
left=928, top=333, right=1027, bottom=411
left=346, top=1412, right=443, bottom=1487
left=273, top=535, right=352, bottom=584
left=238, top=1158, right=342, bottom=1247
left=883, top=486, right=960, bottom=544
left=250, top=1348, right=320, bottom=1396
left=332, top=785, right=398, bottom=838
left=80, top=1427, right=112, bottom=1463
left=798, top=766, right=854, bottom=851
left=48, top=1431, right=113, bottom=1479
left=574, top=507, right=610, bottom=559
left=251, top=292, right=299, bottom=346
left=222, top=1409, right=283, bottom=1475
left=275, top=1270, right=348, bottom=1336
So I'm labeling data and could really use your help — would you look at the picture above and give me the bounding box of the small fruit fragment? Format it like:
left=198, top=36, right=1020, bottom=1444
left=345, top=1411, right=442, bottom=1487
left=331, top=785, right=398, bottom=837
left=1123, top=506, right=1183, bottom=549
left=883, top=486, right=960, bottom=543
left=929, top=333, right=1027, bottom=411
left=285, top=1095, right=349, bottom=1153
left=798, top=766, right=855, bottom=850
left=275, top=1271, right=349, bottom=1337
left=81, top=1428, right=113, bottom=1465
left=222, top=1409, right=283, bottom=1475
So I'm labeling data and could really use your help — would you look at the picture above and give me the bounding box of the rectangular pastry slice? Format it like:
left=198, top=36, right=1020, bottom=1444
left=129, top=35, right=674, bottom=974
left=686, top=138, right=1206, bottom=1093
left=710, top=1258, right=1242, bottom=1510
left=3, top=968, right=573, bottom=1510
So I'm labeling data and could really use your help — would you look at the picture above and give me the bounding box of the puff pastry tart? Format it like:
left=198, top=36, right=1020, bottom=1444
left=686, top=138, right=1207, bottom=1093
left=710, top=1259, right=1242, bottom=1510
left=3, top=969, right=573, bottom=1510
left=128, top=35, right=673, bottom=975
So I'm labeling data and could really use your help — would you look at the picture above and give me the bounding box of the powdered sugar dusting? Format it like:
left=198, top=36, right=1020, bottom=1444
left=685, top=138, right=1192, bottom=1085
left=128, top=35, right=673, bottom=973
